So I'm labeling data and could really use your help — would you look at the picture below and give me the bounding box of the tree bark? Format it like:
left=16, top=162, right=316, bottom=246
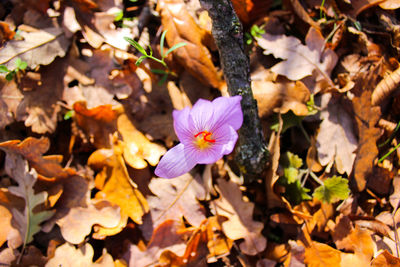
left=199, top=0, right=269, bottom=183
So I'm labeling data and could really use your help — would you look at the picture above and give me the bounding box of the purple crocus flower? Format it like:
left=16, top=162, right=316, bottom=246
left=155, top=96, right=243, bottom=178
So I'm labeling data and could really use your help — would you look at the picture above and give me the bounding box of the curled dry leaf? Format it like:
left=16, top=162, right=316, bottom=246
left=371, top=66, right=400, bottom=106
left=117, top=113, right=166, bottom=169
left=316, top=93, right=357, bottom=175
left=89, top=138, right=149, bottom=225
left=0, top=26, right=69, bottom=69
left=213, top=179, right=266, bottom=255
left=371, top=250, right=400, bottom=266
left=46, top=243, right=114, bottom=267
left=157, top=0, right=222, bottom=88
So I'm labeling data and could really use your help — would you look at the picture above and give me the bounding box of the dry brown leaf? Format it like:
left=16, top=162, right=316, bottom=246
left=352, top=90, right=381, bottom=191
left=157, top=224, right=209, bottom=267
left=390, top=176, right=400, bottom=210
left=253, top=77, right=310, bottom=117
left=73, top=101, right=120, bottom=148
left=0, top=79, right=23, bottom=129
left=0, top=26, right=69, bottom=69
left=142, top=173, right=206, bottom=239
left=157, top=0, right=222, bottom=88
left=372, top=66, right=400, bottom=106
left=257, top=27, right=337, bottom=91
left=316, top=93, right=357, bottom=175
left=90, top=139, right=149, bottom=224
left=0, top=137, right=75, bottom=181
left=346, top=0, right=386, bottom=18
left=231, top=0, right=253, bottom=24
left=213, top=178, right=266, bottom=255
left=56, top=197, right=121, bottom=244
left=371, top=250, right=400, bottom=267
left=129, top=220, right=187, bottom=266
left=117, top=113, right=166, bottom=169
left=205, top=216, right=233, bottom=261
left=46, top=242, right=114, bottom=267
left=0, top=22, right=15, bottom=45
left=303, top=241, right=341, bottom=267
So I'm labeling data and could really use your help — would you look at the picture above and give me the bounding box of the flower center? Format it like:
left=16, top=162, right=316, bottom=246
left=194, top=131, right=215, bottom=149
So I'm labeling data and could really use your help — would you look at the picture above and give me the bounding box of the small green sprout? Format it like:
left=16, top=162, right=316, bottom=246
left=245, top=24, right=265, bottom=45
left=0, top=58, right=27, bottom=81
left=124, top=30, right=186, bottom=84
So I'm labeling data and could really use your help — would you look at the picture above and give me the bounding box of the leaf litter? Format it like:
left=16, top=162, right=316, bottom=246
left=0, top=0, right=400, bottom=266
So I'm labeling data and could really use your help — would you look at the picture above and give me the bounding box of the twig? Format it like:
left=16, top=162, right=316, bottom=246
left=199, top=0, right=269, bottom=183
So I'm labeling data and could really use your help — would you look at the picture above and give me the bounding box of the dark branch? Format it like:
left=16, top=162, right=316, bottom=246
left=199, top=0, right=269, bottom=183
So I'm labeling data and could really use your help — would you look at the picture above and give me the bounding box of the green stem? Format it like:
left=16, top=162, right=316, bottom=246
left=378, top=142, right=400, bottom=163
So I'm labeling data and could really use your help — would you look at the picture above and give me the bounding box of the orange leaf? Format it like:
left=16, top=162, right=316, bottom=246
left=304, top=241, right=341, bottom=267
left=371, top=250, right=400, bottom=267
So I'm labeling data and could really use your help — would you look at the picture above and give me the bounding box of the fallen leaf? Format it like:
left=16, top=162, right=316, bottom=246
left=0, top=26, right=69, bottom=69
left=303, top=241, right=341, bottom=267
left=316, top=93, right=357, bottom=175
left=117, top=113, right=166, bottom=169
left=157, top=0, right=222, bottom=88
left=346, top=0, right=386, bottom=18
left=0, top=79, right=23, bottom=129
left=0, top=21, right=15, bottom=45
left=128, top=220, right=187, bottom=266
left=90, top=138, right=149, bottom=224
left=213, top=178, right=267, bottom=255
left=379, top=0, right=400, bottom=9
left=4, top=153, right=54, bottom=246
left=142, top=173, right=206, bottom=240
left=205, top=216, right=233, bottom=261
left=313, top=176, right=350, bottom=204
left=352, top=90, right=381, bottom=191
left=45, top=242, right=114, bottom=267
left=256, top=27, right=337, bottom=90
left=0, top=137, right=75, bottom=181
left=371, top=250, right=400, bottom=267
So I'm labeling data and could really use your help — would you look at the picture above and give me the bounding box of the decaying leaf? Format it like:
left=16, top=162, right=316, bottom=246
left=303, top=241, right=341, bottom=267
left=213, top=179, right=266, bottom=255
left=0, top=26, right=70, bottom=69
left=316, top=93, right=357, bottom=175
left=371, top=250, right=400, bottom=266
left=157, top=0, right=222, bottom=88
left=256, top=27, right=337, bottom=90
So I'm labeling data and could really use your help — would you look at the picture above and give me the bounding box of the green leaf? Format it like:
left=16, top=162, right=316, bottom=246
left=114, top=10, right=124, bottom=22
left=17, top=60, right=27, bottom=70
left=6, top=71, right=15, bottom=81
left=135, top=56, right=147, bottom=66
left=281, top=151, right=303, bottom=183
left=313, top=176, right=350, bottom=203
left=0, top=65, right=9, bottom=73
left=270, top=111, right=304, bottom=133
left=285, top=180, right=312, bottom=205
left=164, top=42, right=186, bottom=57
left=158, top=73, right=168, bottom=85
left=151, top=68, right=167, bottom=74
left=124, top=37, right=148, bottom=56
left=64, top=110, right=75, bottom=120
left=160, top=30, right=168, bottom=58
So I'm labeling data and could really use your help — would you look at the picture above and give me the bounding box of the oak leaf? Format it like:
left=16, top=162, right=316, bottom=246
left=256, top=27, right=337, bottom=89
left=352, top=90, right=381, bottom=191
left=4, top=153, right=54, bottom=246
left=46, top=243, right=114, bottom=267
left=128, top=220, right=187, bottom=267
left=142, top=173, right=206, bottom=239
left=303, top=241, right=341, bottom=267
left=213, top=179, right=266, bottom=255
left=371, top=250, right=400, bottom=267
left=89, top=139, right=149, bottom=224
left=316, top=93, right=357, bottom=175
left=118, top=113, right=166, bottom=169
left=157, top=0, right=222, bottom=88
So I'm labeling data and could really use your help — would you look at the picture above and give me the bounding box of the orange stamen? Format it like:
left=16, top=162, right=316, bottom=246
left=194, top=131, right=216, bottom=143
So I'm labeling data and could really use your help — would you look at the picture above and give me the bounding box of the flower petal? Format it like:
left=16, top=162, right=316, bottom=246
left=195, top=125, right=238, bottom=164
left=189, top=99, right=214, bottom=133
left=173, top=107, right=193, bottom=145
left=211, top=95, right=243, bottom=131
left=155, top=143, right=197, bottom=178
